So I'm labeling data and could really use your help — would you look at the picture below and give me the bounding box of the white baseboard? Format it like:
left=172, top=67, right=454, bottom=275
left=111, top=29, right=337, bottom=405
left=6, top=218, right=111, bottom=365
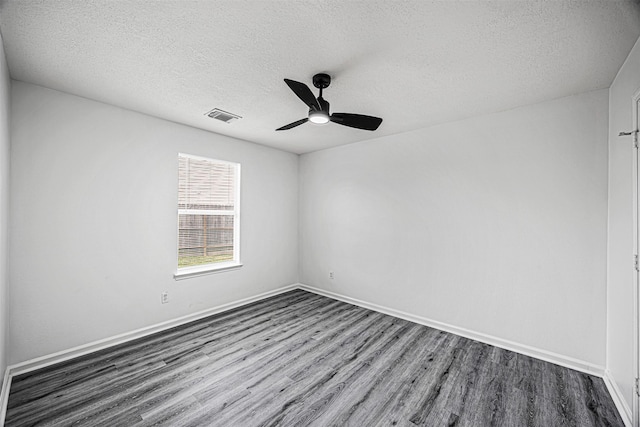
left=603, top=369, right=633, bottom=427
left=297, top=284, right=606, bottom=377
left=0, top=367, right=11, bottom=427
left=6, top=284, right=298, bottom=378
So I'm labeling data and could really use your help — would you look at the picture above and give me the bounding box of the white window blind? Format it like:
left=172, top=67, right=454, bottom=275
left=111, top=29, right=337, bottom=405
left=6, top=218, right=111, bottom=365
left=177, top=153, right=240, bottom=273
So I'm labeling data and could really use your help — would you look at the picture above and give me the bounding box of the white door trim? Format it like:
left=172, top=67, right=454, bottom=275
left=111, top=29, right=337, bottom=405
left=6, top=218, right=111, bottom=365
left=632, top=87, right=640, bottom=427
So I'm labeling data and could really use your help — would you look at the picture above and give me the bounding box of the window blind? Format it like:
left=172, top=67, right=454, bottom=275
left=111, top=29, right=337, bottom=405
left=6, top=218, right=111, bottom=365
left=178, top=156, right=235, bottom=211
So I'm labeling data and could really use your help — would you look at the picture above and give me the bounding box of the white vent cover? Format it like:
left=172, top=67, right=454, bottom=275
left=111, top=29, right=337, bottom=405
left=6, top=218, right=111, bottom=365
left=205, top=108, right=242, bottom=123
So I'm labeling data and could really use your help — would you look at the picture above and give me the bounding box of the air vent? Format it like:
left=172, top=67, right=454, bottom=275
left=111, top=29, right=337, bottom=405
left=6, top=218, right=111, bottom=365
left=205, top=108, right=242, bottom=123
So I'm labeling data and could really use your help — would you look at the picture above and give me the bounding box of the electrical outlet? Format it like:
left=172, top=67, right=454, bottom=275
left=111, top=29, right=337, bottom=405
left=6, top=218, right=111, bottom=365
left=329, top=271, right=334, bottom=280
left=161, top=291, right=169, bottom=304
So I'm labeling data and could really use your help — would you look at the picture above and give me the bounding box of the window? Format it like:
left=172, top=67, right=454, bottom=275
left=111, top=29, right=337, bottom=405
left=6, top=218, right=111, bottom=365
left=175, top=153, right=241, bottom=278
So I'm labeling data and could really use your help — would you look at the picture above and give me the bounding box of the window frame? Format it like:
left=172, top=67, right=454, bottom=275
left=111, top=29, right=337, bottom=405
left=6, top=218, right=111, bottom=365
left=174, top=153, right=242, bottom=280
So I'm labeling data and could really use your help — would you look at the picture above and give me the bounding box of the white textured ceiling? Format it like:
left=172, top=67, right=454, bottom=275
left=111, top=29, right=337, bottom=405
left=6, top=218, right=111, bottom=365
left=1, top=1, right=639, bottom=154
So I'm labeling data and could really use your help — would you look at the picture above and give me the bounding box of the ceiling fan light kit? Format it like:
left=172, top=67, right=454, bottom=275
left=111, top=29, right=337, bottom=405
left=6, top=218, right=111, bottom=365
left=309, top=110, right=329, bottom=124
left=276, top=73, right=383, bottom=132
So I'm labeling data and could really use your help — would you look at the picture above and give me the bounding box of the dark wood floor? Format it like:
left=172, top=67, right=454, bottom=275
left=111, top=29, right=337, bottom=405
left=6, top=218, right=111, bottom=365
left=5, top=289, right=624, bottom=426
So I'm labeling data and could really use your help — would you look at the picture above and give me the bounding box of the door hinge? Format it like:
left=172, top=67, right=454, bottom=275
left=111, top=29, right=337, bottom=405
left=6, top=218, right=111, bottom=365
left=619, top=130, right=639, bottom=148
left=636, top=378, right=640, bottom=396
left=635, top=254, right=639, bottom=271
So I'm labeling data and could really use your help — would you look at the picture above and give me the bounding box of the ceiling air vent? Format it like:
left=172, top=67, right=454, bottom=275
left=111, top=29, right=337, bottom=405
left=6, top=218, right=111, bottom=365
left=205, top=108, right=242, bottom=123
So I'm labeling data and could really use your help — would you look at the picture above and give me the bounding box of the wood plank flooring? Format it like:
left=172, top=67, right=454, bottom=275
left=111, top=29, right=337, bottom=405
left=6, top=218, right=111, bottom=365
left=5, top=289, right=624, bottom=426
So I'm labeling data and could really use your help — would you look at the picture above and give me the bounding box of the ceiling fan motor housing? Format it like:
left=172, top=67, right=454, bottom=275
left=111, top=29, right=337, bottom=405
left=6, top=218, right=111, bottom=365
left=317, top=97, right=330, bottom=112
left=309, top=96, right=330, bottom=124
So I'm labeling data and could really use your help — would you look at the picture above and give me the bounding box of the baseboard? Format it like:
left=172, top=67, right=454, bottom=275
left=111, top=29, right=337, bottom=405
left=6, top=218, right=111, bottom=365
left=6, top=284, right=298, bottom=378
left=603, top=369, right=633, bottom=427
left=297, top=284, right=606, bottom=377
left=0, top=367, right=11, bottom=427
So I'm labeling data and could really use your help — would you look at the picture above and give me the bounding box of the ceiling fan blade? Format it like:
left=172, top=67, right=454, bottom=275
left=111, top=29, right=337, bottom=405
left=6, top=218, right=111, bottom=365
left=276, top=117, right=308, bottom=131
left=284, top=79, right=320, bottom=111
left=330, top=113, right=383, bottom=131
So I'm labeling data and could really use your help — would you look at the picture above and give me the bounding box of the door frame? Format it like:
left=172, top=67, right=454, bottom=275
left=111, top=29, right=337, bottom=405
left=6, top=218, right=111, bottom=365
left=633, top=87, right=640, bottom=427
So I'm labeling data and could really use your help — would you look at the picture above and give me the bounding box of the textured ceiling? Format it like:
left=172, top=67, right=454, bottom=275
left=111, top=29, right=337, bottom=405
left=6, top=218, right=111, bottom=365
left=1, top=1, right=639, bottom=154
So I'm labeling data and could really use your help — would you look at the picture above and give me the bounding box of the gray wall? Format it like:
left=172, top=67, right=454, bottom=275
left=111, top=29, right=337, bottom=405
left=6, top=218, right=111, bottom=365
left=0, top=32, right=10, bottom=383
left=607, top=35, right=640, bottom=413
left=300, top=90, right=609, bottom=367
left=8, top=81, right=299, bottom=364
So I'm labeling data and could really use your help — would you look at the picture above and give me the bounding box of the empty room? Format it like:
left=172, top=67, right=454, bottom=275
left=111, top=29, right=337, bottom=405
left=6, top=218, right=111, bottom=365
left=1, top=0, right=640, bottom=426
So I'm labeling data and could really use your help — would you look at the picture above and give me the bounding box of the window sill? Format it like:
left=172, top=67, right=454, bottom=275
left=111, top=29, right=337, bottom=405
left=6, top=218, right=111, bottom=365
left=174, top=262, right=243, bottom=280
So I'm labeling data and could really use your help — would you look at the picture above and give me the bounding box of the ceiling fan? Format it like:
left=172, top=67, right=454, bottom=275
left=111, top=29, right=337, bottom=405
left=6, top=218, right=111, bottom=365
left=276, top=73, right=383, bottom=132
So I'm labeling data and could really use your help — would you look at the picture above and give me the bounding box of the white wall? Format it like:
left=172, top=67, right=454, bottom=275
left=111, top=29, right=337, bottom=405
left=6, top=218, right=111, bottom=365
left=8, top=81, right=298, bottom=364
left=0, top=33, right=10, bottom=382
left=608, top=35, right=640, bottom=413
left=300, top=90, right=609, bottom=367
